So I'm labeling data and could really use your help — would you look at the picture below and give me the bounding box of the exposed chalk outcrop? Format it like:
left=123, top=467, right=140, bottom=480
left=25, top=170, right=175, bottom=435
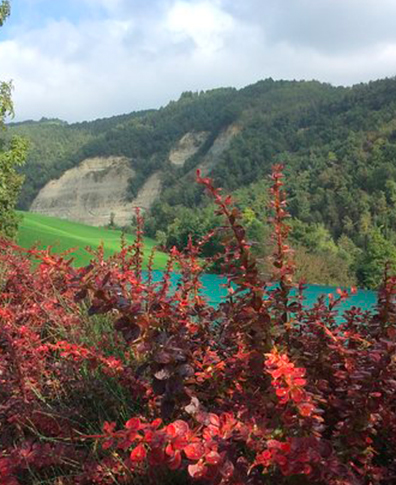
left=196, top=124, right=241, bottom=176
left=169, top=132, right=209, bottom=166
left=131, top=171, right=162, bottom=212
left=31, top=157, right=161, bottom=227
left=30, top=125, right=240, bottom=226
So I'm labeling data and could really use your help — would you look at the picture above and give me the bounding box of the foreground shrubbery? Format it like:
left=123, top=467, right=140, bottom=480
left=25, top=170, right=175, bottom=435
left=1, top=167, right=396, bottom=485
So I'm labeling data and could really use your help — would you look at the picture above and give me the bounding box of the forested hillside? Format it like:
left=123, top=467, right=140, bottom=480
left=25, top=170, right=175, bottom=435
left=12, top=77, right=396, bottom=288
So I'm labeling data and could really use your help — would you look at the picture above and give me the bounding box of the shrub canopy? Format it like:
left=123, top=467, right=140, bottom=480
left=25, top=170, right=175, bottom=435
left=0, top=168, right=396, bottom=484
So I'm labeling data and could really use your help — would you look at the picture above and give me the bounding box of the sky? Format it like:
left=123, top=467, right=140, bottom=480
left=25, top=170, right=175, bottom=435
left=1, top=0, right=396, bottom=122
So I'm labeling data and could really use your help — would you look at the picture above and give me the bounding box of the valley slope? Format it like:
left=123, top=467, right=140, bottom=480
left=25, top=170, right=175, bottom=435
left=18, top=211, right=167, bottom=268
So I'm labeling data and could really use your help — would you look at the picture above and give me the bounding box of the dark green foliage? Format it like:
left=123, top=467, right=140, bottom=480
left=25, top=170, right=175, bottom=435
left=0, top=2, right=27, bottom=238
left=357, top=228, right=396, bottom=288
left=9, top=120, right=93, bottom=209
left=0, top=0, right=10, bottom=26
left=14, top=76, right=396, bottom=287
left=0, top=135, right=27, bottom=237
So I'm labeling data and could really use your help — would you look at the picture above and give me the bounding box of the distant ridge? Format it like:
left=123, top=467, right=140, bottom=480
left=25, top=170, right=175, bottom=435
left=12, top=76, right=396, bottom=287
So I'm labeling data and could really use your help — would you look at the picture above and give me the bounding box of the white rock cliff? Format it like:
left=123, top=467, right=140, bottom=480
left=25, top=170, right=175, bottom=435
left=30, top=126, right=240, bottom=226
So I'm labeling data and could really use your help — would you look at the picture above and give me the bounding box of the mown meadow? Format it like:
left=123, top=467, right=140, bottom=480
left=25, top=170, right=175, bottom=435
left=17, top=211, right=168, bottom=269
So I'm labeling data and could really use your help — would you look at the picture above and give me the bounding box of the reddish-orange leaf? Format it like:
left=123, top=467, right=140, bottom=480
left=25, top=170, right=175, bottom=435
left=206, top=450, right=221, bottom=465
left=130, top=444, right=146, bottom=462
left=299, top=402, right=315, bottom=417
left=125, top=417, right=141, bottom=430
left=184, top=443, right=205, bottom=461
left=168, top=450, right=182, bottom=470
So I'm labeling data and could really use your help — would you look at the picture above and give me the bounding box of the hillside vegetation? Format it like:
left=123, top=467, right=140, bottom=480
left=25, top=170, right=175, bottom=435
left=17, top=211, right=168, bottom=269
left=12, top=77, right=396, bottom=287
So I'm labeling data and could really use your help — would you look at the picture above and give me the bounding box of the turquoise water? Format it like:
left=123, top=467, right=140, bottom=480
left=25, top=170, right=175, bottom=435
left=148, top=271, right=377, bottom=314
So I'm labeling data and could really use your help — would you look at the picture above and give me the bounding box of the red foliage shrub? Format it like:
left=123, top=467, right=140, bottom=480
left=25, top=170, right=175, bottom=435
left=0, top=166, right=396, bottom=484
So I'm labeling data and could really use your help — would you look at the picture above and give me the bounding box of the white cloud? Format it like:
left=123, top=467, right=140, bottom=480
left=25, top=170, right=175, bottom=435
left=166, top=1, right=234, bottom=54
left=1, top=0, right=396, bottom=121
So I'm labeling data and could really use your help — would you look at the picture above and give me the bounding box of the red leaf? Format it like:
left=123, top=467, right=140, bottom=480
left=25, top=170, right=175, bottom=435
left=255, top=450, right=272, bottom=466
left=290, top=388, right=304, bottom=403
left=209, top=413, right=220, bottom=427
left=165, top=443, right=174, bottom=457
left=125, top=417, right=141, bottom=431
left=168, top=450, right=182, bottom=470
left=206, top=450, right=221, bottom=465
left=130, top=444, right=147, bottom=463
left=184, top=443, right=205, bottom=461
left=279, top=442, right=291, bottom=453
left=167, top=420, right=189, bottom=437
left=276, top=388, right=289, bottom=400
left=267, top=440, right=282, bottom=450
left=188, top=462, right=207, bottom=479
left=144, top=430, right=154, bottom=444
left=103, top=421, right=116, bottom=434
left=299, top=402, right=315, bottom=417
left=172, top=435, right=189, bottom=450
left=271, top=368, right=284, bottom=379
left=293, top=368, right=306, bottom=378
left=102, top=439, right=114, bottom=450
left=151, top=418, right=162, bottom=429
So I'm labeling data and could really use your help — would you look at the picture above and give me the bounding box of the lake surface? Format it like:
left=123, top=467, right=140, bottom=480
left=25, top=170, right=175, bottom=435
left=149, top=271, right=377, bottom=315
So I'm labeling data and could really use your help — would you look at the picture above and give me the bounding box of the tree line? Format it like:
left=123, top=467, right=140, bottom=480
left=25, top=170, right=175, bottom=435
left=9, top=65, right=396, bottom=288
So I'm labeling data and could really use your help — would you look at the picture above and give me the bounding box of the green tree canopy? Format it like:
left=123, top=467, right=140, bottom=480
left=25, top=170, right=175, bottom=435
left=0, top=0, right=27, bottom=238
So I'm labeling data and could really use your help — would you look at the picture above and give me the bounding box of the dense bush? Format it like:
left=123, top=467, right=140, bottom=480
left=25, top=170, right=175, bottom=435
left=1, top=167, right=396, bottom=484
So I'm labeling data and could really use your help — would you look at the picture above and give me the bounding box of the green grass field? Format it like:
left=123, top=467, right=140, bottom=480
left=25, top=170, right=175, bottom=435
left=17, top=211, right=169, bottom=269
